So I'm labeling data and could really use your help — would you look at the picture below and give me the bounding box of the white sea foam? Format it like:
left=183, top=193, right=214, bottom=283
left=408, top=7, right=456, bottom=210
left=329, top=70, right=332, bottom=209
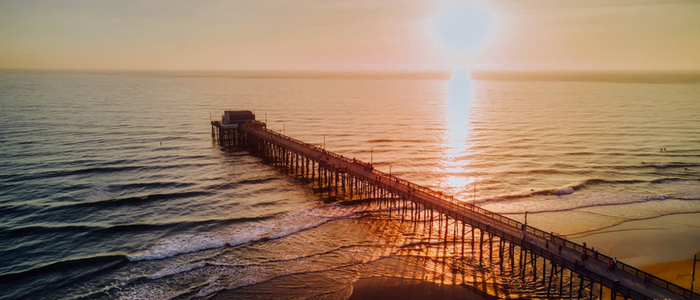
left=85, top=184, right=113, bottom=202
left=127, top=206, right=349, bottom=262
left=481, top=190, right=674, bottom=215
left=147, top=262, right=206, bottom=280
left=112, top=284, right=178, bottom=300
left=128, top=234, right=226, bottom=261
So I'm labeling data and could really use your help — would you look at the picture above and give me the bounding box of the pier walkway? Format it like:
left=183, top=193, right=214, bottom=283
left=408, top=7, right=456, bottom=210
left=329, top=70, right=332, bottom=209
left=212, top=116, right=698, bottom=300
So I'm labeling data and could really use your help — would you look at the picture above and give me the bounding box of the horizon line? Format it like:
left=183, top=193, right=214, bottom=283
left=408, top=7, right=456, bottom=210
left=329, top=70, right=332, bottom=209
left=2, top=68, right=700, bottom=83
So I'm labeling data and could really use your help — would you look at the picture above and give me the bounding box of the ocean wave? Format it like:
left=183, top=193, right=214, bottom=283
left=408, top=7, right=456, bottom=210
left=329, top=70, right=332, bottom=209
left=551, top=186, right=575, bottom=195
left=0, top=254, right=128, bottom=282
left=72, top=191, right=213, bottom=208
left=0, top=165, right=143, bottom=183
left=127, top=233, right=229, bottom=261
left=504, top=195, right=674, bottom=215
left=0, top=224, right=99, bottom=238
left=0, top=216, right=276, bottom=239
left=650, top=177, right=696, bottom=184
left=1, top=161, right=217, bottom=184
left=482, top=177, right=699, bottom=202
left=480, top=186, right=578, bottom=201
left=78, top=181, right=200, bottom=203
left=115, top=181, right=198, bottom=191
left=365, top=138, right=427, bottom=144
left=201, top=182, right=239, bottom=191
left=251, top=200, right=284, bottom=207
left=149, top=162, right=219, bottom=171
left=127, top=206, right=359, bottom=262
left=238, top=177, right=280, bottom=185
left=484, top=190, right=700, bottom=218
left=0, top=203, right=43, bottom=218
left=189, top=260, right=364, bottom=299
left=622, top=162, right=700, bottom=170
left=147, top=262, right=207, bottom=280
left=198, top=177, right=282, bottom=191
left=579, top=178, right=648, bottom=186
left=69, top=166, right=144, bottom=176
left=479, top=176, right=700, bottom=217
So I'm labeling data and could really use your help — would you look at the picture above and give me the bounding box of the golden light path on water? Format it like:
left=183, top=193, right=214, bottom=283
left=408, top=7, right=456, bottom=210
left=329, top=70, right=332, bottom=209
left=436, top=70, right=480, bottom=203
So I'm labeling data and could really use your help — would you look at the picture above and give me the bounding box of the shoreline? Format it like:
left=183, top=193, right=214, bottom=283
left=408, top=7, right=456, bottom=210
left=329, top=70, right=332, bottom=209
left=348, top=277, right=497, bottom=300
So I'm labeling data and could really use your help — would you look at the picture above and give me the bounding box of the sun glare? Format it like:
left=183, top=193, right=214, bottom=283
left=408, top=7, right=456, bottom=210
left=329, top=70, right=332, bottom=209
left=430, top=0, right=496, bottom=68
left=435, top=70, right=480, bottom=201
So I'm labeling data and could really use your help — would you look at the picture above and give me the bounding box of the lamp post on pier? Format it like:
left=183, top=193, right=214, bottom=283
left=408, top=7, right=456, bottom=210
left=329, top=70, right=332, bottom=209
left=323, top=135, right=326, bottom=150
left=389, top=166, right=392, bottom=187
left=370, top=147, right=373, bottom=164
left=692, top=254, right=697, bottom=293
left=525, top=211, right=528, bottom=227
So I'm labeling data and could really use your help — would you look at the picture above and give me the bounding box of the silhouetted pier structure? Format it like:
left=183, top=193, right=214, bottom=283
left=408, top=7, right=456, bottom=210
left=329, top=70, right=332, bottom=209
left=211, top=111, right=698, bottom=300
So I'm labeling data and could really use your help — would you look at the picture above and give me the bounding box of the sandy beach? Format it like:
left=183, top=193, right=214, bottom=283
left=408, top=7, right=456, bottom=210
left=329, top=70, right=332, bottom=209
left=348, top=277, right=497, bottom=300
left=641, top=252, right=699, bottom=289
left=565, top=213, right=700, bottom=268
left=521, top=209, right=700, bottom=268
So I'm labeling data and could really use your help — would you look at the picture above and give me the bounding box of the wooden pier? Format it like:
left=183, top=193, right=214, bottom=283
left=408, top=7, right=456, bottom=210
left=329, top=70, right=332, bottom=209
left=212, top=111, right=698, bottom=300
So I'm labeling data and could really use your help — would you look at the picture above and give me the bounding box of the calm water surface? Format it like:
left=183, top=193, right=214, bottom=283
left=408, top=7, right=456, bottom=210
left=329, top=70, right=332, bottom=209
left=1, top=71, right=699, bottom=299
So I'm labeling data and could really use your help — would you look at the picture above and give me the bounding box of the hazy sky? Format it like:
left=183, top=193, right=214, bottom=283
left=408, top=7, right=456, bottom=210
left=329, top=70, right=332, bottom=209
left=1, top=0, right=699, bottom=71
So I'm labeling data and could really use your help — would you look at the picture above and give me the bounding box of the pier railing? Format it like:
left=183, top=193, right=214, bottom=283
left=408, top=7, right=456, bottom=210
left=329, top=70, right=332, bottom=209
left=242, top=121, right=699, bottom=300
left=376, top=167, right=699, bottom=300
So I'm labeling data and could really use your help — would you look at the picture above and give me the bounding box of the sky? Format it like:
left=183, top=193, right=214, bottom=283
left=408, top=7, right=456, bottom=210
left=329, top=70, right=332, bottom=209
left=1, top=0, right=699, bottom=72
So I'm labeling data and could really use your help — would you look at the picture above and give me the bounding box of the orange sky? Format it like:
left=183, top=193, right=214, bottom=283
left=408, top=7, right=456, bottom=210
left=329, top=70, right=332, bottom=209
left=1, top=0, right=699, bottom=71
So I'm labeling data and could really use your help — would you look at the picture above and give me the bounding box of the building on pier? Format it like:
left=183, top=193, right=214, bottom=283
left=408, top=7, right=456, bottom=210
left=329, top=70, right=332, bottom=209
left=211, top=110, right=262, bottom=147
left=222, top=110, right=256, bottom=127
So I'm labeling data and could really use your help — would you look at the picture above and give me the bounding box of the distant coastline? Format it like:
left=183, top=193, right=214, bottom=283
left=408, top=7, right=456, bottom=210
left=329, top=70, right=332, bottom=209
left=0, top=69, right=451, bottom=80
left=470, top=70, right=700, bottom=84
left=166, top=69, right=700, bottom=83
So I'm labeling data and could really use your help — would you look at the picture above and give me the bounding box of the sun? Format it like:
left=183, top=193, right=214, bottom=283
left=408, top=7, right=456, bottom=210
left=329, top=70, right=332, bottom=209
left=430, top=0, right=496, bottom=56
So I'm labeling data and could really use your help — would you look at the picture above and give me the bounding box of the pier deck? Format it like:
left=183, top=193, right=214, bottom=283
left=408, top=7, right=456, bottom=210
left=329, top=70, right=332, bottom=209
left=212, top=116, right=698, bottom=300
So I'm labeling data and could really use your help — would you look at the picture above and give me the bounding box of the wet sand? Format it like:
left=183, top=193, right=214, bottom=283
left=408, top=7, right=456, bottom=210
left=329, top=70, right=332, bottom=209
left=348, top=277, right=497, bottom=300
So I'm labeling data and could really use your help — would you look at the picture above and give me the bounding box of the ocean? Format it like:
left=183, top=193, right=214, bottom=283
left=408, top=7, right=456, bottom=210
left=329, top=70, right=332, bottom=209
left=1, top=70, right=699, bottom=299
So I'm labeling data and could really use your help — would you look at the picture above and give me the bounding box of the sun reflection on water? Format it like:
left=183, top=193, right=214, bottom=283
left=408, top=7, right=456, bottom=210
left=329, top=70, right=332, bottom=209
left=436, top=70, right=480, bottom=202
